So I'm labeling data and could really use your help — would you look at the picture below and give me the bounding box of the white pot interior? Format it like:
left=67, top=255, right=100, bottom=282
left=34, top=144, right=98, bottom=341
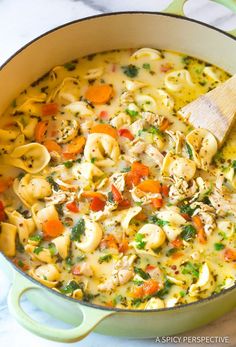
left=0, top=13, right=235, bottom=114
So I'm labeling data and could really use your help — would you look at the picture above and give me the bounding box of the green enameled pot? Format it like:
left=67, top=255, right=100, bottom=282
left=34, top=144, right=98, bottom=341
left=1, top=0, right=236, bottom=342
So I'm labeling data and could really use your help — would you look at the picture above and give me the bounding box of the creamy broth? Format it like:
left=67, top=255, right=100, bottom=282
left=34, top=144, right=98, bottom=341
left=0, top=48, right=235, bottom=310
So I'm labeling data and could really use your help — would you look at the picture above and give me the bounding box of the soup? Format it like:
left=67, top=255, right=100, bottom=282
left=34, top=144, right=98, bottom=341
left=0, top=48, right=235, bottom=310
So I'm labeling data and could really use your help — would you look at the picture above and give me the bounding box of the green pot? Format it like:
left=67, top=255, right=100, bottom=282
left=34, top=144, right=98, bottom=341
left=1, top=0, right=236, bottom=342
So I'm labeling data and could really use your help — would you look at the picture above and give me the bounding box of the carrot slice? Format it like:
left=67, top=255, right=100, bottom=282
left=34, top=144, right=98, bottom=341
left=118, top=128, right=134, bottom=140
left=82, top=191, right=107, bottom=201
left=34, top=121, right=48, bottom=143
left=90, top=124, right=117, bottom=139
left=100, top=234, right=118, bottom=250
left=63, top=136, right=86, bottom=157
left=90, top=197, right=106, bottom=212
left=118, top=237, right=129, bottom=253
left=0, top=200, right=5, bottom=221
left=42, top=219, right=64, bottom=238
left=137, top=180, right=161, bottom=194
left=125, top=172, right=141, bottom=189
left=224, top=248, right=236, bottom=262
left=192, top=215, right=207, bottom=244
left=43, top=139, right=62, bottom=154
left=161, top=184, right=169, bottom=197
left=171, top=237, right=183, bottom=248
left=66, top=200, right=79, bottom=213
left=152, top=197, right=163, bottom=209
left=132, top=279, right=160, bottom=298
left=42, top=103, right=58, bottom=117
left=85, top=84, right=114, bottom=104
left=117, top=199, right=132, bottom=209
left=159, top=118, right=170, bottom=132
left=111, top=184, right=123, bottom=203
left=131, top=162, right=149, bottom=177
left=0, top=178, right=13, bottom=193
left=135, top=212, right=148, bottom=221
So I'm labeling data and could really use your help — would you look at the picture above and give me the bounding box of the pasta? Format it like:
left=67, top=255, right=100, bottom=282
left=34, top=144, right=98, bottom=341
left=0, top=48, right=235, bottom=310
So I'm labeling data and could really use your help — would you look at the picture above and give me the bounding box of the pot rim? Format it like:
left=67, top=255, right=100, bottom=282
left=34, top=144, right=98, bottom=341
left=1, top=10, right=236, bottom=313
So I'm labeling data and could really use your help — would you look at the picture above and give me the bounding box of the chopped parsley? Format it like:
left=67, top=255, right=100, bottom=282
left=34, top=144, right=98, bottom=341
left=33, top=246, right=44, bottom=255
left=180, top=225, right=197, bottom=242
left=149, top=215, right=169, bottom=227
left=76, top=255, right=86, bottom=262
left=63, top=161, right=74, bottom=168
left=125, top=109, right=138, bottom=118
left=70, top=219, right=85, bottom=242
left=98, top=254, right=112, bottom=264
left=147, top=126, right=163, bottom=136
left=181, top=262, right=199, bottom=278
left=121, top=166, right=131, bottom=173
left=131, top=298, right=144, bottom=307
left=166, top=248, right=178, bottom=257
left=232, top=160, right=236, bottom=173
left=47, top=176, right=59, bottom=191
left=122, top=64, right=139, bottom=78
left=29, top=234, right=42, bottom=242
left=64, top=61, right=76, bottom=71
left=214, top=243, right=225, bottom=251
left=135, top=233, right=146, bottom=250
left=91, top=157, right=97, bottom=164
left=186, top=143, right=193, bottom=159
left=48, top=242, right=57, bottom=256
left=156, top=280, right=173, bottom=299
left=134, top=267, right=150, bottom=280
left=179, top=204, right=196, bottom=217
left=60, top=280, right=81, bottom=294
left=143, top=63, right=151, bottom=70
left=108, top=191, right=114, bottom=203
left=113, top=295, right=127, bottom=306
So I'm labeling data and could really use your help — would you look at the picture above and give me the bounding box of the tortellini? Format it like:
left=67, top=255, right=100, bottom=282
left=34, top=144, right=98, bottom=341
left=5, top=208, right=35, bottom=245
left=13, top=174, right=52, bottom=207
left=83, top=67, right=104, bottom=80
left=110, top=112, right=131, bottom=129
left=0, top=222, right=17, bottom=256
left=130, top=48, right=162, bottom=61
left=47, top=77, right=80, bottom=103
left=32, top=204, right=59, bottom=230
left=165, top=69, right=194, bottom=92
left=64, top=101, right=94, bottom=118
left=47, top=116, right=78, bottom=144
left=84, top=133, right=120, bottom=167
left=0, top=129, right=24, bottom=155
left=73, top=162, right=104, bottom=181
left=157, top=210, right=186, bottom=241
left=155, top=89, right=174, bottom=111
left=125, top=80, right=147, bottom=91
left=29, top=264, right=60, bottom=288
left=162, top=152, right=196, bottom=181
left=75, top=218, right=103, bottom=253
left=189, top=263, right=215, bottom=298
left=53, top=233, right=70, bottom=259
left=186, top=129, right=218, bottom=170
left=145, top=297, right=165, bottom=310
left=134, top=224, right=166, bottom=253
left=7, top=143, right=50, bottom=173
left=135, top=94, right=157, bottom=113
left=16, top=116, right=38, bottom=139
left=25, top=244, right=54, bottom=263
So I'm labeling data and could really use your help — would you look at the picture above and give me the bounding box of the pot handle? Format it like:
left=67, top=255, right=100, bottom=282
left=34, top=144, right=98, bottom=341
left=163, top=0, right=236, bottom=37
left=8, top=271, right=114, bottom=342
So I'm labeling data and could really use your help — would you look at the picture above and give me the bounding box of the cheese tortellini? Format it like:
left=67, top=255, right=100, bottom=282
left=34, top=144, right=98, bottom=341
left=162, top=152, right=196, bottom=181
left=75, top=218, right=103, bottom=252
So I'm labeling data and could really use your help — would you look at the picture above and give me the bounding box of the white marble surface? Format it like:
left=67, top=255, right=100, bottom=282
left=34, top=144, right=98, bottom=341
left=0, top=1, right=236, bottom=346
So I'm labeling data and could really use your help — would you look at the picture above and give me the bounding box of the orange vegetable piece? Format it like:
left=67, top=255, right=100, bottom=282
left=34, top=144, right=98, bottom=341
left=118, top=237, right=129, bottom=253
left=152, top=198, right=163, bottom=209
left=43, top=139, right=62, bottom=154
left=42, top=219, right=64, bottom=238
left=0, top=200, right=5, bottom=221
left=34, top=121, right=48, bottom=142
left=192, top=215, right=207, bottom=244
left=72, top=264, right=81, bottom=275
left=171, top=237, right=183, bottom=248
left=90, top=197, right=106, bottom=212
left=111, top=184, right=123, bottom=203
left=81, top=191, right=106, bottom=201
left=85, top=84, right=114, bottom=104
left=90, top=124, right=117, bottom=139
left=117, top=198, right=132, bottom=209
left=100, top=234, right=118, bottom=250
left=66, top=200, right=79, bottom=213
left=171, top=252, right=184, bottom=260
left=137, top=180, right=161, bottom=194
left=159, top=118, right=170, bottom=132
left=131, top=162, right=149, bottom=177
left=224, top=248, right=236, bottom=262
left=63, top=136, right=86, bottom=156
left=118, top=128, right=134, bottom=140
left=135, top=212, right=148, bottom=221
left=181, top=213, right=191, bottom=221
left=125, top=171, right=141, bottom=189
left=42, top=103, right=58, bottom=117
left=0, top=178, right=13, bottom=193
left=132, top=279, right=160, bottom=298
left=161, top=185, right=169, bottom=197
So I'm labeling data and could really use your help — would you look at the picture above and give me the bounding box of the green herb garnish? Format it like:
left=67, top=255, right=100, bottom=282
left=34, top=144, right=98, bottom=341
left=125, top=109, right=138, bottom=118
left=63, top=161, right=73, bottom=168
left=134, top=267, right=150, bottom=280
left=33, top=246, right=44, bottom=255
left=181, top=262, right=199, bottom=278
left=149, top=215, right=169, bottom=227
left=166, top=248, right=178, bottom=257
left=156, top=280, right=173, bottom=299
left=71, top=219, right=85, bottom=242
left=135, top=233, right=146, bottom=250
left=179, top=204, right=196, bottom=217
left=180, top=225, right=197, bottom=242
left=121, top=167, right=131, bottom=173
left=64, top=62, right=76, bottom=71
left=186, top=143, right=193, bottom=159
left=214, top=243, right=225, bottom=251
left=98, top=254, right=112, bottom=264
left=47, top=176, right=59, bottom=191
left=60, top=280, right=81, bottom=294
left=122, top=64, right=139, bottom=78
left=143, top=63, right=151, bottom=70
left=48, top=242, right=57, bottom=256
left=29, top=234, right=42, bottom=242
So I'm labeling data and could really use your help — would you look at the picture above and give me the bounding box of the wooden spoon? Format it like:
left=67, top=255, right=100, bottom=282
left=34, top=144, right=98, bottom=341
left=178, top=74, right=236, bottom=146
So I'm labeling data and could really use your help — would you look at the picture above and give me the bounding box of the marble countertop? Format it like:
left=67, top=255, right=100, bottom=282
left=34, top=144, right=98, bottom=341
left=0, top=0, right=236, bottom=346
